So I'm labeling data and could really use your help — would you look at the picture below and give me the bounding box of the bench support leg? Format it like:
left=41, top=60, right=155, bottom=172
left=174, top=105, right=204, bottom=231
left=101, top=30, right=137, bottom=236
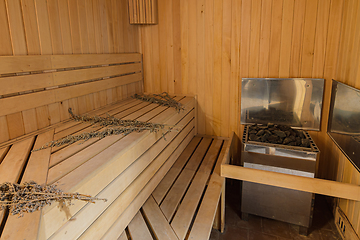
left=212, top=179, right=226, bottom=233
left=220, top=180, right=225, bottom=233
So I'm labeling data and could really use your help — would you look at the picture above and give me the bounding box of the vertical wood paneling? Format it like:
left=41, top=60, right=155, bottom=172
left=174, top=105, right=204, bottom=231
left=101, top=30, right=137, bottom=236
left=57, top=0, right=72, bottom=54
left=34, top=0, right=53, bottom=54
left=6, top=0, right=27, bottom=55
left=329, top=0, right=360, bottom=236
left=21, top=0, right=41, bottom=54
left=140, top=0, right=345, bottom=138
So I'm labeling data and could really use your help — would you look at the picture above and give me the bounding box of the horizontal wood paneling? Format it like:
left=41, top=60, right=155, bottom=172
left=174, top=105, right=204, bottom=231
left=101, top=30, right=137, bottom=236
left=0, top=0, right=141, bottom=143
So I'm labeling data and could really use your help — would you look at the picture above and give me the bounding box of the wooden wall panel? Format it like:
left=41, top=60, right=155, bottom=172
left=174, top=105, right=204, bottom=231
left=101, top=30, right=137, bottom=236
left=138, top=0, right=360, bottom=235
left=0, top=0, right=140, bottom=143
left=327, top=0, right=360, bottom=236
left=139, top=0, right=341, bottom=138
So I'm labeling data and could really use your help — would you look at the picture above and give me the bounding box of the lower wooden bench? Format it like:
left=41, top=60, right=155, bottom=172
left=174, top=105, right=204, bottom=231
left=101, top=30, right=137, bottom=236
left=0, top=95, right=196, bottom=240
left=106, top=135, right=231, bottom=240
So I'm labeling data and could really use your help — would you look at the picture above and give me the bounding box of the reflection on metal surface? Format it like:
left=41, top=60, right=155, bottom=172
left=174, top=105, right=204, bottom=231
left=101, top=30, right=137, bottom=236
left=328, top=80, right=360, bottom=172
left=241, top=78, right=324, bottom=131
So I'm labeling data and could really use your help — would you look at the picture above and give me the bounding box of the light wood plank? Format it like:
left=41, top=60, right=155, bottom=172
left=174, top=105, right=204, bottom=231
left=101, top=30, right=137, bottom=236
left=0, top=56, right=51, bottom=75
left=0, top=0, right=13, bottom=55
left=269, top=0, right=283, bottom=77
left=0, top=73, right=53, bottom=97
left=20, top=0, right=41, bottom=54
left=152, top=136, right=201, bottom=204
left=279, top=0, right=295, bottom=77
left=300, top=0, right=318, bottom=77
left=47, top=0, right=63, bottom=54
left=0, top=137, right=34, bottom=183
left=222, top=164, right=360, bottom=202
left=101, top=129, right=195, bottom=240
left=41, top=98, right=194, bottom=238
left=289, top=0, right=306, bottom=78
left=171, top=140, right=222, bottom=239
left=0, top=146, right=9, bottom=164
left=142, top=196, right=179, bottom=240
left=52, top=63, right=142, bottom=85
left=59, top=116, right=195, bottom=240
left=57, top=0, right=72, bottom=54
left=77, top=0, right=90, bottom=54
left=6, top=112, right=25, bottom=139
left=188, top=174, right=224, bottom=240
left=51, top=53, right=141, bottom=69
left=127, top=212, right=153, bottom=240
left=5, top=0, right=27, bottom=55
left=117, top=231, right=128, bottom=240
left=22, top=108, right=38, bottom=134
left=1, top=130, right=53, bottom=240
left=34, top=0, right=52, bottom=54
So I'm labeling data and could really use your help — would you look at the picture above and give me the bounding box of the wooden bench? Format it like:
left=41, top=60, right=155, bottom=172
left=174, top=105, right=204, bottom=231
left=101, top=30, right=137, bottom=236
left=0, top=53, right=232, bottom=240
left=106, top=135, right=235, bottom=240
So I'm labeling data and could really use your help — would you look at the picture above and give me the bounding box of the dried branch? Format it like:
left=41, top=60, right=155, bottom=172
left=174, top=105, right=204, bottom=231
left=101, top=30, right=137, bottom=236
left=132, top=92, right=185, bottom=113
left=0, top=181, right=106, bottom=217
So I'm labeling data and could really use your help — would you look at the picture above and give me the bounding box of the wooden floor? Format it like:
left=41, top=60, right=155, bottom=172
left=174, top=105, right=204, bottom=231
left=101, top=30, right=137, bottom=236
left=116, top=136, right=229, bottom=240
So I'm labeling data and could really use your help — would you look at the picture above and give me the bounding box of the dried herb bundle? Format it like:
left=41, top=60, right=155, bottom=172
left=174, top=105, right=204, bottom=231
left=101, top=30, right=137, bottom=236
left=133, top=92, right=184, bottom=113
left=33, top=125, right=170, bottom=151
left=0, top=181, right=106, bottom=217
left=68, top=108, right=168, bottom=128
left=32, top=109, right=176, bottom=151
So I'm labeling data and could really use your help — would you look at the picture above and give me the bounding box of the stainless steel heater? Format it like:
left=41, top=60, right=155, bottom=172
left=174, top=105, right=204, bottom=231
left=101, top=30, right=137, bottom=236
left=240, top=78, right=324, bottom=235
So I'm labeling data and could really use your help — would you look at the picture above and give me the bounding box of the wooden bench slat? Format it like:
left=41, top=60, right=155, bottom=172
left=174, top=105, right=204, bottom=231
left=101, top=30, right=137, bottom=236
left=49, top=100, right=148, bottom=165
left=47, top=101, right=161, bottom=184
left=0, top=73, right=53, bottom=96
left=0, top=147, right=9, bottom=164
left=0, top=74, right=142, bottom=116
left=0, top=56, right=52, bottom=75
left=1, top=130, right=54, bottom=240
left=53, top=98, right=138, bottom=134
left=184, top=138, right=212, bottom=171
left=161, top=168, right=195, bottom=221
left=68, top=117, right=195, bottom=240
left=160, top=138, right=212, bottom=221
left=100, top=128, right=196, bottom=240
left=127, top=212, right=153, bottom=240
left=142, top=196, right=179, bottom=240
left=50, top=53, right=142, bottom=69
left=188, top=174, right=224, bottom=240
left=118, top=231, right=129, bottom=240
left=42, top=99, right=195, bottom=238
left=0, top=137, right=35, bottom=230
left=171, top=140, right=223, bottom=239
left=151, top=137, right=201, bottom=204
left=54, top=73, right=142, bottom=102
left=0, top=137, right=35, bottom=183
left=53, top=63, right=142, bottom=86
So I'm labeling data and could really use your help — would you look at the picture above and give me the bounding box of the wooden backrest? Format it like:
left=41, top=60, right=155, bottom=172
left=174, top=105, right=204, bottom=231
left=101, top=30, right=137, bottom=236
left=0, top=53, right=143, bottom=143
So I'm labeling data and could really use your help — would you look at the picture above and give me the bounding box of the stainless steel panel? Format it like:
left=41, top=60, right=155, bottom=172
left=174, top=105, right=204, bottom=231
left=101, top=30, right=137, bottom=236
left=241, top=78, right=324, bottom=131
left=328, top=80, right=360, bottom=172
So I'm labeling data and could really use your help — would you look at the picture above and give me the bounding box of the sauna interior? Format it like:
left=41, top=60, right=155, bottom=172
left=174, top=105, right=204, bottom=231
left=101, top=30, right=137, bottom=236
left=0, top=0, right=359, bottom=239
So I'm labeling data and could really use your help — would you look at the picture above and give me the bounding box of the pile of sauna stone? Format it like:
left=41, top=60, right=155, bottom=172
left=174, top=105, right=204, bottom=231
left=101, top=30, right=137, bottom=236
left=248, top=123, right=310, bottom=148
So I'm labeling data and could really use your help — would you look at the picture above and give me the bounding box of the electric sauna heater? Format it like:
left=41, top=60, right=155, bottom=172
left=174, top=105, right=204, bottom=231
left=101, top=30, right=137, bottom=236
left=240, top=78, right=324, bottom=234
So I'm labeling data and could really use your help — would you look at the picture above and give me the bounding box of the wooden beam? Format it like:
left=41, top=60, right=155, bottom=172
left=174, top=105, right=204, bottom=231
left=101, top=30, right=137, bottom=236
left=221, top=164, right=360, bottom=201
